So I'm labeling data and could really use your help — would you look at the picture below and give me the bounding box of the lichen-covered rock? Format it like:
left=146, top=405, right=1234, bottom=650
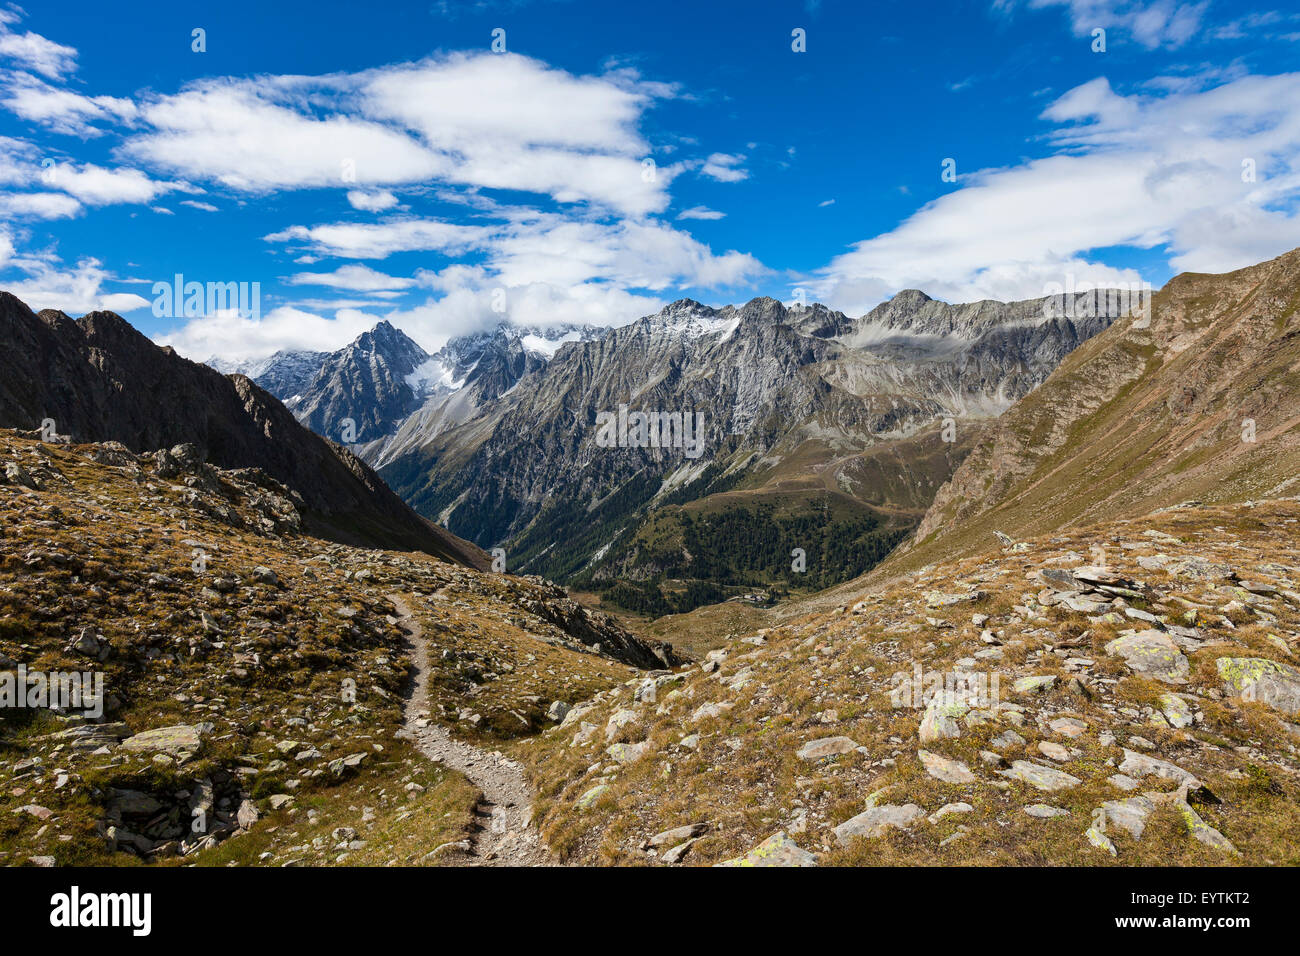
left=1104, top=630, right=1189, bottom=684
left=717, top=830, right=817, bottom=867
left=1215, top=657, right=1300, bottom=715
left=833, top=803, right=925, bottom=844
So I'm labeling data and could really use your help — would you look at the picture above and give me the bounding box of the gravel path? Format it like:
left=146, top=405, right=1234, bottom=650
left=391, top=593, right=556, bottom=866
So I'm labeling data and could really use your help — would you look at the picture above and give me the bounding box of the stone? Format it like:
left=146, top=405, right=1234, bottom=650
left=1037, top=741, right=1072, bottom=762
left=577, top=785, right=610, bottom=809
left=1025, top=804, right=1070, bottom=818
left=1087, top=826, right=1117, bottom=855
left=796, top=735, right=860, bottom=761
left=1118, top=749, right=1201, bottom=790
left=918, top=700, right=967, bottom=743
left=833, top=804, right=925, bottom=844
left=998, top=760, right=1082, bottom=792
left=1013, top=675, right=1057, bottom=695
left=918, top=749, right=977, bottom=784
left=605, top=708, right=638, bottom=740
left=236, top=799, right=259, bottom=829
left=1104, top=630, right=1189, bottom=683
left=1049, top=717, right=1088, bottom=738
left=546, top=700, right=570, bottom=722
left=717, top=830, right=817, bottom=867
left=606, top=741, right=648, bottom=764
left=1108, top=773, right=1140, bottom=791
left=928, top=802, right=974, bottom=823
left=1158, top=693, right=1194, bottom=728
left=925, top=590, right=985, bottom=608
left=1215, top=657, right=1300, bottom=715
left=661, top=839, right=697, bottom=864
left=1099, top=796, right=1155, bottom=840
left=990, top=730, right=1026, bottom=750
left=646, top=822, right=708, bottom=848
left=119, top=724, right=204, bottom=757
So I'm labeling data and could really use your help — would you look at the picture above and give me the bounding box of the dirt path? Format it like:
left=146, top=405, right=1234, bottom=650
left=390, top=593, right=555, bottom=866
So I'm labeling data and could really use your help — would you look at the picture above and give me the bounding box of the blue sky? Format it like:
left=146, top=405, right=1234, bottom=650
left=1, top=0, right=1298, bottom=361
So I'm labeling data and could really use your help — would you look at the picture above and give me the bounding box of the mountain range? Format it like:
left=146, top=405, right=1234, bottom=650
left=354, top=291, right=1117, bottom=614
left=3, top=247, right=1298, bottom=870
left=0, top=292, right=485, bottom=568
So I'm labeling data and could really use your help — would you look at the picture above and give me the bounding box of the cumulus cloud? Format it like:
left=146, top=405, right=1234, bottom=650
left=122, top=82, right=445, bottom=192
left=1, top=258, right=149, bottom=315
left=42, top=161, right=184, bottom=205
left=0, top=190, right=82, bottom=219
left=1, top=72, right=137, bottom=135
left=815, top=72, right=1300, bottom=313
left=120, top=53, right=677, bottom=216
left=265, top=212, right=763, bottom=292
left=286, top=263, right=415, bottom=291
left=155, top=305, right=380, bottom=364
left=699, top=152, right=748, bottom=183
left=346, top=189, right=399, bottom=211
left=0, top=9, right=77, bottom=78
left=265, top=218, right=491, bottom=259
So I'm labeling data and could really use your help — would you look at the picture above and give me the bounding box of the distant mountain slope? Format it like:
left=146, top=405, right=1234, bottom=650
left=881, top=246, right=1300, bottom=579
left=206, top=348, right=328, bottom=401
left=281, top=321, right=433, bottom=444
left=377, top=293, right=1115, bottom=612
left=360, top=322, right=601, bottom=468
left=0, top=291, right=487, bottom=568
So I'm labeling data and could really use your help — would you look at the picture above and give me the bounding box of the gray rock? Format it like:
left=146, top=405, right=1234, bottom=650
left=796, top=735, right=859, bottom=761
left=717, top=830, right=817, bottom=867
left=833, top=804, right=925, bottom=844
left=998, top=760, right=1081, bottom=792
left=918, top=749, right=977, bottom=784
left=1104, top=630, right=1189, bottom=684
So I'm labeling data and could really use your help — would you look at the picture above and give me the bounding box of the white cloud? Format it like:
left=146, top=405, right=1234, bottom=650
left=265, top=218, right=490, bottom=259
left=180, top=199, right=218, bottom=212
left=700, top=152, right=748, bottom=183
left=1, top=72, right=136, bottom=135
left=155, top=305, right=379, bottom=364
left=0, top=10, right=77, bottom=78
left=24, top=160, right=183, bottom=206
left=0, top=191, right=82, bottom=218
left=0, top=258, right=149, bottom=315
left=1000, top=1, right=1210, bottom=49
left=120, top=54, right=677, bottom=216
left=346, top=189, right=399, bottom=211
left=815, top=72, right=1300, bottom=313
left=676, top=205, right=726, bottom=220
left=123, top=81, right=446, bottom=192
left=286, top=263, right=415, bottom=291
left=266, top=211, right=763, bottom=291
